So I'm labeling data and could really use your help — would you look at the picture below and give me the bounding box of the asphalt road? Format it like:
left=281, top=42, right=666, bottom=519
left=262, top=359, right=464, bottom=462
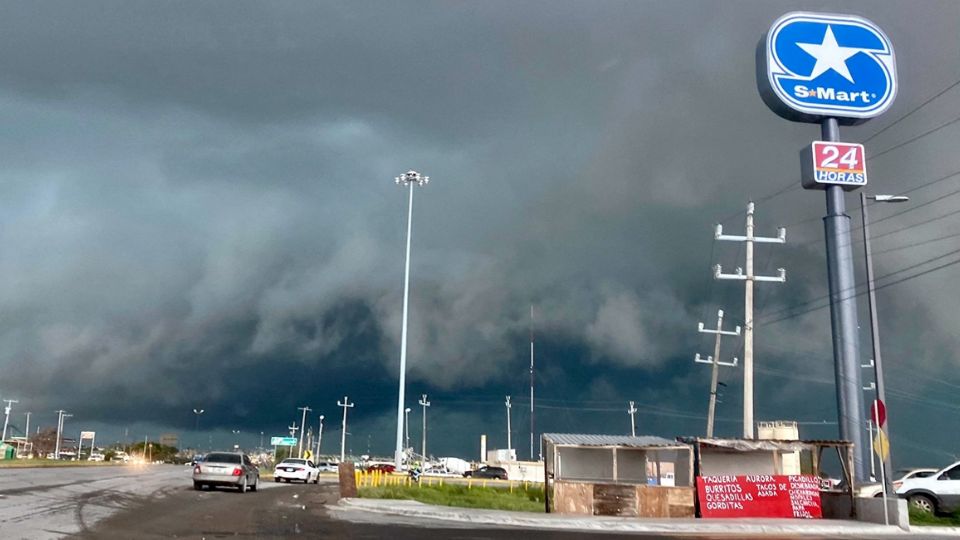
left=1, top=465, right=955, bottom=539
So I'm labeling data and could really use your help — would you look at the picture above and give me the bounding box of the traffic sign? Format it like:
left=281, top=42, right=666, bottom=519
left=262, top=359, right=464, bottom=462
left=758, top=12, right=897, bottom=124
left=270, top=436, right=297, bottom=446
left=873, top=428, right=890, bottom=461
left=870, top=399, right=887, bottom=427
left=800, top=141, right=866, bottom=190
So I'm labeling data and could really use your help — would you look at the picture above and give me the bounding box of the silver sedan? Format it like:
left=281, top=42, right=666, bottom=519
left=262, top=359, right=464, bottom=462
left=192, top=451, right=260, bottom=493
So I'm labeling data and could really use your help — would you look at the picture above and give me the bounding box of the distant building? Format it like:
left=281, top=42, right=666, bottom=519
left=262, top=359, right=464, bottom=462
left=160, top=433, right=179, bottom=448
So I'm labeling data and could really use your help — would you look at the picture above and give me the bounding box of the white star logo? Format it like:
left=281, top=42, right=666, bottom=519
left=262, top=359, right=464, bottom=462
left=796, top=25, right=862, bottom=83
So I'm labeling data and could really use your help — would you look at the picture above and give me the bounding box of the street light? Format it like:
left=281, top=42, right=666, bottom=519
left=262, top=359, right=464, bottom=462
left=315, top=415, right=325, bottom=458
left=404, top=408, right=411, bottom=451
left=192, top=408, right=204, bottom=452
left=860, top=192, right=908, bottom=496
left=393, top=169, right=429, bottom=470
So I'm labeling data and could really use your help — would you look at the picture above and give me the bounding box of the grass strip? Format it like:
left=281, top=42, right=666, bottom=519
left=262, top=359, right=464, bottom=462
left=909, top=509, right=960, bottom=527
left=359, top=482, right=545, bottom=513
left=0, top=459, right=125, bottom=469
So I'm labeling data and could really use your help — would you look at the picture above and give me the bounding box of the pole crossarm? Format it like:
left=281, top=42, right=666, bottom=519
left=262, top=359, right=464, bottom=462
left=694, top=353, right=739, bottom=367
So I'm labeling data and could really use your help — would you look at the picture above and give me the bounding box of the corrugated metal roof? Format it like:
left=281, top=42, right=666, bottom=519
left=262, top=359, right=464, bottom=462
left=542, top=433, right=681, bottom=448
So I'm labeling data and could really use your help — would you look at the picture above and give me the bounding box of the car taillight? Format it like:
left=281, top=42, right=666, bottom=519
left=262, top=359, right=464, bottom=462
left=194, top=466, right=201, bottom=474
left=232, top=467, right=242, bottom=476
left=893, top=481, right=903, bottom=489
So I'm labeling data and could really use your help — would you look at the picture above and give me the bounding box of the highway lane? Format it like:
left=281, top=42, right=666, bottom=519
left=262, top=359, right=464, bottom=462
left=0, top=464, right=285, bottom=539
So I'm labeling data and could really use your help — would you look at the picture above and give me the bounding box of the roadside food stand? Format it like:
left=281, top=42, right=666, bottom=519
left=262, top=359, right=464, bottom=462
left=680, top=437, right=856, bottom=519
left=543, top=433, right=695, bottom=518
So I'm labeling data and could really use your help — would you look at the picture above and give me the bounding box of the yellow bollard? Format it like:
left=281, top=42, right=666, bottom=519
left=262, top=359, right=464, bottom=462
left=483, top=479, right=487, bottom=488
left=468, top=478, right=472, bottom=489
left=439, top=477, right=444, bottom=487
left=510, top=481, right=514, bottom=493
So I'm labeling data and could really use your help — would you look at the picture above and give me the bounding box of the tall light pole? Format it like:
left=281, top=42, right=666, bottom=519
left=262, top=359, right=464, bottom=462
left=338, top=396, right=353, bottom=462
left=418, top=394, right=430, bottom=459
left=297, top=406, right=312, bottom=458
left=404, top=407, right=411, bottom=451
left=1, top=399, right=18, bottom=441
left=393, top=169, right=429, bottom=469
left=192, top=408, right=204, bottom=451
left=861, top=192, right=908, bottom=493
left=315, top=415, right=324, bottom=458
left=504, top=396, right=512, bottom=451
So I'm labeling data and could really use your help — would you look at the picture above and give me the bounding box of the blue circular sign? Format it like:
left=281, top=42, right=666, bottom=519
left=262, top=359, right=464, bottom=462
left=757, top=12, right=897, bottom=125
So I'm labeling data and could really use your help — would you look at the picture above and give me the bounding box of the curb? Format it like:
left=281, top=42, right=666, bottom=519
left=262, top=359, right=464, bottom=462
left=334, top=498, right=941, bottom=536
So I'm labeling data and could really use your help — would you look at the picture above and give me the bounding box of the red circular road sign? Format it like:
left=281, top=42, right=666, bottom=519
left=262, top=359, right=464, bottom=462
left=871, top=399, right=886, bottom=427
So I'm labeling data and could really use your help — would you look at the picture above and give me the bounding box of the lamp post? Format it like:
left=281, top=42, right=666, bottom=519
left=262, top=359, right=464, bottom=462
left=860, top=192, right=907, bottom=494
left=404, top=408, right=411, bottom=452
left=192, top=408, right=204, bottom=452
left=393, top=170, right=429, bottom=470
left=315, top=415, right=324, bottom=458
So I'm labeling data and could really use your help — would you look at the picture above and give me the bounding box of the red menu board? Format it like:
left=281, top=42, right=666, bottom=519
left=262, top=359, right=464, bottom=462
left=697, top=475, right=822, bottom=518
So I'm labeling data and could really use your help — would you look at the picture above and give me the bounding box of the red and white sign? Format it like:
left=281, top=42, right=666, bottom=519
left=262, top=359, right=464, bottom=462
left=800, top=141, right=867, bottom=190
left=871, top=399, right=887, bottom=427
left=697, top=475, right=822, bottom=518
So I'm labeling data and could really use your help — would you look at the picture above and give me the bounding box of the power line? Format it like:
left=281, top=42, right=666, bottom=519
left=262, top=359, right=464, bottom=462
left=870, top=114, right=960, bottom=161
left=861, top=77, right=960, bottom=145
left=760, top=251, right=960, bottom=326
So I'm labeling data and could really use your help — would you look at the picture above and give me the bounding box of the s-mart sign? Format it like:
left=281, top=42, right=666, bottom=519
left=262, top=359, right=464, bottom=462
left=801, top=141, right=867, bottom=190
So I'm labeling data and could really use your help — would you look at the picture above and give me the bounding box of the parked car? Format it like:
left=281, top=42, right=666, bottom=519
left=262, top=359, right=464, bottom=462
left=316, top=461, right=338, bottom=473
left=192, top=451, right=260, bottom=492
left=274, top=458, right=320, bottom=484
left=365, top=463, right=396, bottom=474
left=463, top=466, right=508, bottom=480
left=897, top=461, right=960, bottom=514
left=88, top=452, right=105, bottom=462
left=857, top=468, right=938, bottom=498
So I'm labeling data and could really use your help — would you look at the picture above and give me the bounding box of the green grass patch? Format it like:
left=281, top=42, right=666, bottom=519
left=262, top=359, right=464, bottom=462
left=359, top=482, right=545, bottom=513
left=910, top=508, right=960, bottom=527
left=0, top=459, right=123, bottom=468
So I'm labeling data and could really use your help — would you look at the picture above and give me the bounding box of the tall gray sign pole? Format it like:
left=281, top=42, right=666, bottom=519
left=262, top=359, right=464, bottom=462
left=821, top=118, right=867, bottom=482
left=758, top=11, right=897, bottom=485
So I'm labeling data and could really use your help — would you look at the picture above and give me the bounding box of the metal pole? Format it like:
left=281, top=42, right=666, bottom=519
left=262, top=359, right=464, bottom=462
left=530, top=304, right=536, bottom=461
left=744, top=205, right=755, bottom=439
left=315, top=416, right=324, bottom=458
left=822, top=118, right=867, bottom=482
left=404, top=408, right=410, bottom=450
left=419, top=394, right=430, bottom=459
left=297, top=406, right=311, bottom=458
left=861, top=192, right=895, bottom=493
left=24, top=412, right=30, bottom=456
left=505, top=396, right=512, bottom=451
left=395, top=181, right=415, bottom=469
left=628, top=401, right=637, bottom=437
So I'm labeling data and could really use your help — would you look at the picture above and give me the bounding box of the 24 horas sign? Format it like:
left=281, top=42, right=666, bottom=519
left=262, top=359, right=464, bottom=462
left=696, top=475, right=822, bottom=518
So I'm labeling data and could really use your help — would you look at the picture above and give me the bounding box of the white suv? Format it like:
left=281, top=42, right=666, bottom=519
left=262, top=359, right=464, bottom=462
left=897, top=461, right=960, bottom=514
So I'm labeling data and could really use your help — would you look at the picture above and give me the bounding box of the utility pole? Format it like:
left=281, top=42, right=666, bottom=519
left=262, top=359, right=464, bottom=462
left=24, top=412, right=31, bottom=446
left=529, top=304, right=536, bottom=461
left=404, top=408, right=411, bottom=451
left=505, top=396, right=512, bottom=451
left=338, top=396, right=353, bottom=462
left=288, top=422, right=298, bottom=437
left=315, top=415, right=324, bottom=458
left=627, top=401, right=637, bottom=437
left=1, top=399, right=18, bottom=441
left=418, top=394, right=430, bottom=459
left=393, top=170, right=429, bottom=470
left=695, top=309, right=741, bottom=437
left=297, top=406, right=312, bottom=458
left=714, top=202, right=786, bottom=439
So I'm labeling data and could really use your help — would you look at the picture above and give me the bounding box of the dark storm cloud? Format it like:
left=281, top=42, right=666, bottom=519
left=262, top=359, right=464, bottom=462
left=0, top=1, right=959, bottom=462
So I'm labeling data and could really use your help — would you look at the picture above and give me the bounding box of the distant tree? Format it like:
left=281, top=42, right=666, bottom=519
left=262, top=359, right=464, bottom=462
left=30, top=428, right=59, bottom=457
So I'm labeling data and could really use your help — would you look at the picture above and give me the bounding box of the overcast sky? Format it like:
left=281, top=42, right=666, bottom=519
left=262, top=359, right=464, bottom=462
left=0, top=1, right=958, bottom=465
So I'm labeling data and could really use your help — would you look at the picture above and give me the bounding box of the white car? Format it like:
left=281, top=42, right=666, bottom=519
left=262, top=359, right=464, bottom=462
left=897, top=461, right=960, bottom=514
left=857, top=468, right=938, bottom=498
left=274, top=458, right=320, bottom=484
left=315, top=461, right=338, bottom=473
